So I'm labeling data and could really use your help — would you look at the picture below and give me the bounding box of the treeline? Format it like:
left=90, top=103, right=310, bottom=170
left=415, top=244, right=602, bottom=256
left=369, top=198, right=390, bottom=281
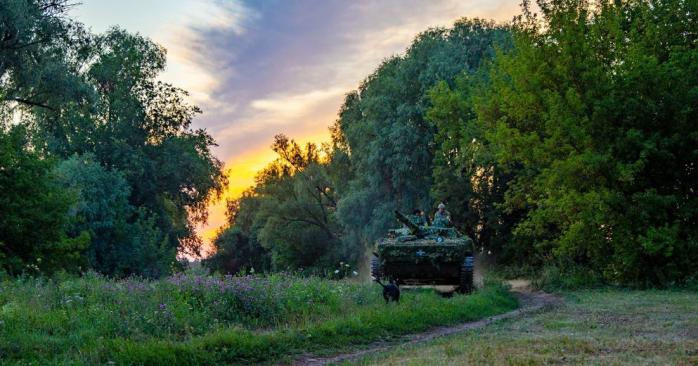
left=0, top=0, right=226, bottom=277
left=208, top=0, right=697, bottom=286
left=206, top=17, right=510, bottom=274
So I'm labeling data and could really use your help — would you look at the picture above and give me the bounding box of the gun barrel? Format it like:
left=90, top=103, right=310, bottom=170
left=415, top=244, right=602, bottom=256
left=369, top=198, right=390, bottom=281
left=394, top=211, right=421, bottom=236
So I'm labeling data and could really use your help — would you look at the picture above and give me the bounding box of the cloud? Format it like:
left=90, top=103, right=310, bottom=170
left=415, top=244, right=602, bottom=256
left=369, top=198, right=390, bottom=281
left=189, top=0, right=521, bottom=155
left=209, top=86, right=345, bottom=147
left=251, top=87, right=345, bottom=117
left=153, top=1, right=257, bottom=108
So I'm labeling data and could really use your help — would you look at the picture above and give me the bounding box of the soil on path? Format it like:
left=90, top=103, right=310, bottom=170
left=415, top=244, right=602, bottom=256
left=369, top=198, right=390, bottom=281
left=292, top=281, right=561, bottom=366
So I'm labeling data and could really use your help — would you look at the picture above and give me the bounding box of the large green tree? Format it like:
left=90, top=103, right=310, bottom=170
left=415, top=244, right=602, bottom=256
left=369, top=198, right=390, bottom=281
left=204, top=194, right=270, bottom=275
left=207, top=135, right=348, bottom=274
left=0, top=0, right=90, bottom=115
left=0, top=126, right=88, bottom=274
left=54, top=154, right=173, bottom=277
left=1, top=1, right=226, bottom=275
left=38, top=28, right=227, bottom=258
left=333, top=18, right=510, bottom=249
left=0, top=0, right=91, bottom=274
left=256, top=136, right=344, bottom=270
left=427, top=74, right=523, bottom=261
left=478, top=0, right=697, bottom=285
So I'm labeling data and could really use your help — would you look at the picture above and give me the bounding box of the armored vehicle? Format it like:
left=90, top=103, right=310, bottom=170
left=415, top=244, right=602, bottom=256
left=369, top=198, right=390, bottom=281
left=371, top=211, right=474, bottom=293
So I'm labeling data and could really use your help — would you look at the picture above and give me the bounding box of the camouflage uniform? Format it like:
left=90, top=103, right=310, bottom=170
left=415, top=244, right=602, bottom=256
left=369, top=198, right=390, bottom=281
left=409, top=214, right=426, bottom=226
left=433, top=204, right=451, bottom=227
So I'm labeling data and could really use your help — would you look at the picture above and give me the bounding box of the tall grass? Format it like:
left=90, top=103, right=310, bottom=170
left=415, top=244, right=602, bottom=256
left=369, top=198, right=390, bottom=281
left=0, top=272, right=517, bottom=365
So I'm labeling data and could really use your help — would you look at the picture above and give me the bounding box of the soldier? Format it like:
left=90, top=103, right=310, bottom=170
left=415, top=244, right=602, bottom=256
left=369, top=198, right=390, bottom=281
left=433, top=202, right=451, bottom=227
left=411, top=208, right=427, bottom=226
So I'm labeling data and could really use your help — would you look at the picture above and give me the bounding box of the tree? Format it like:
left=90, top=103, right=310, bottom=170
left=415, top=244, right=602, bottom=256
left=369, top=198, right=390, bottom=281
left=0, top=0, right=90, bottom=115
left=204, top=226, right=270, bottom=275
left=207, top=135, right=348, bottom=273
left=2, top=2, right=226, bottom=275
left=0, top=126, right=88, bottom=274
left=333, top=18, right=510, bottom=251
left=204, top=190, right=270, bottom=274
left=33, top=28, right=227, bottom=260
left=478, top=0, right=697, bottom=285
left=427, top=74, right=523, bottom=261
left=253, top=135, right=345, bottom=271
left=54, top=154, right=172, bottom=277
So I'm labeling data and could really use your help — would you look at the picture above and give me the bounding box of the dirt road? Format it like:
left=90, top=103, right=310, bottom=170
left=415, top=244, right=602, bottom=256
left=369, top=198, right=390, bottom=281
left=293, top=283, right=561, bottom=366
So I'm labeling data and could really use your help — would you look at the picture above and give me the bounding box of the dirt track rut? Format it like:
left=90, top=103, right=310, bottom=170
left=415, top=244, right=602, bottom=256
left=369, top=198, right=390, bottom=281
left=292, top=286, right=562, bottom=366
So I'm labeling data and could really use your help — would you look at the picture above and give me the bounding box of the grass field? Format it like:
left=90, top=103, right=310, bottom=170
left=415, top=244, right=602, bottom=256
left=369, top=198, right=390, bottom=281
left=0, top=271, right=517, bottom=365
left=349, top=289, right=698, bottom=365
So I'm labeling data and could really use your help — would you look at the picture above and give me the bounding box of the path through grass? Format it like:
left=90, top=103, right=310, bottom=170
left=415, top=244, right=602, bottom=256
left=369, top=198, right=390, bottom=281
left=348, top=289, right=698, bottom=365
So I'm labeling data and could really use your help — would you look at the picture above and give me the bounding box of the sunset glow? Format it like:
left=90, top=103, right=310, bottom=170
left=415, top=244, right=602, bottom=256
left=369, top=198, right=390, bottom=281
left=199, top=130, right=333, bottom=254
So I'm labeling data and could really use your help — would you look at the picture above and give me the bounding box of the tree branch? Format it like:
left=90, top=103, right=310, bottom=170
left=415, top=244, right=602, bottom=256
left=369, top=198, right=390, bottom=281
left=4, top=97, right=55, bottom=111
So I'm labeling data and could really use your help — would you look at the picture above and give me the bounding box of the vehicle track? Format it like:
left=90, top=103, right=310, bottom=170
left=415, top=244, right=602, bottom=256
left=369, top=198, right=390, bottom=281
left=292, top=286, right=562, bottom=366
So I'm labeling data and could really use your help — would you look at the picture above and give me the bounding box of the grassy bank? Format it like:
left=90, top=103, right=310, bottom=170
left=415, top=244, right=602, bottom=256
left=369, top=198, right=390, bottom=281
left=0, top=272, right=517, bottom=365
left=350, top=289, right=698, bottom=365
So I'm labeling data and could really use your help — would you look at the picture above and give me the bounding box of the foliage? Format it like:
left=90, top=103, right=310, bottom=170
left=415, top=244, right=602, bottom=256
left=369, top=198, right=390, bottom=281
left=208, top=135, right=346, bottom=274
left=204, top=225, right=270, bottom=275
left=0, top=126, right=88, bottom=274
left=54, top=154, right=173, bottom=277
left=255, top=136, right=344, bottom=269
left=0, top=0, right=90, bottom=115
left=532, top=265, right=605, bottom=291
left=1, top=1, right=226, bottom=275
left=332, top=18, right=511, bottom=254
left=35, top=27, right=227, bottom=258
left=0, top=272, right=517, bottom=364
left=427, top=74, right=524, bottom=261
left=475, top=0, right=697, bottom=286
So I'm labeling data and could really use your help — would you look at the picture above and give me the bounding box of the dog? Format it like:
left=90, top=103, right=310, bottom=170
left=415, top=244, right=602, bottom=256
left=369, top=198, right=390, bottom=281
left=374, top=278, right=400, bottom=303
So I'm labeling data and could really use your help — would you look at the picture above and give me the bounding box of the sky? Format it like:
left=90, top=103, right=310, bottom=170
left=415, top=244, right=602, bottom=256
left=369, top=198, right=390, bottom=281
left=70, top=0, right=521, bottom=255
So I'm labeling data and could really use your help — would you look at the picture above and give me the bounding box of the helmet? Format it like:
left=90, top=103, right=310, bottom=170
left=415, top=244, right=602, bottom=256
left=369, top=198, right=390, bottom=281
left=438, top=203, right=446, bottom=209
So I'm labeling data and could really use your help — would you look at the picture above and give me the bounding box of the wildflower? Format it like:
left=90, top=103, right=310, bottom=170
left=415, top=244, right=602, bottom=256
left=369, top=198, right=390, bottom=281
left=159, top=303, right=166, bottom=310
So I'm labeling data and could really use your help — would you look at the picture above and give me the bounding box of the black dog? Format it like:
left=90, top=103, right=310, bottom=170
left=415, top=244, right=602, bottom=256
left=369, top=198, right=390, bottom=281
left=375, top=279, right=400, bottom=303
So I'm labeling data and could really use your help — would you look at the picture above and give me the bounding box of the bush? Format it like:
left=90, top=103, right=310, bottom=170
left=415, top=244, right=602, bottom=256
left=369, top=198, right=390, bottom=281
left=533, top=265, right=605, bottom=291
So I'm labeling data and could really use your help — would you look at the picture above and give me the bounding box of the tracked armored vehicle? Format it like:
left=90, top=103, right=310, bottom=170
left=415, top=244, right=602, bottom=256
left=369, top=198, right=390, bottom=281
left=371, top=211, right=474, bottom=293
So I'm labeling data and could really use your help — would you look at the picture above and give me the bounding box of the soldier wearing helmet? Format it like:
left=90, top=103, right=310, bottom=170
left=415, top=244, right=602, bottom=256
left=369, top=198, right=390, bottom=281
left=433, top=202, right=452, bottom=227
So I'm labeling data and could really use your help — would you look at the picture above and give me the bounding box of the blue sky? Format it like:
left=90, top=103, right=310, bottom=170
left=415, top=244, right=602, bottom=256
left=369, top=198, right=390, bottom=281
left=71, top=0, right=520, bottom=247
